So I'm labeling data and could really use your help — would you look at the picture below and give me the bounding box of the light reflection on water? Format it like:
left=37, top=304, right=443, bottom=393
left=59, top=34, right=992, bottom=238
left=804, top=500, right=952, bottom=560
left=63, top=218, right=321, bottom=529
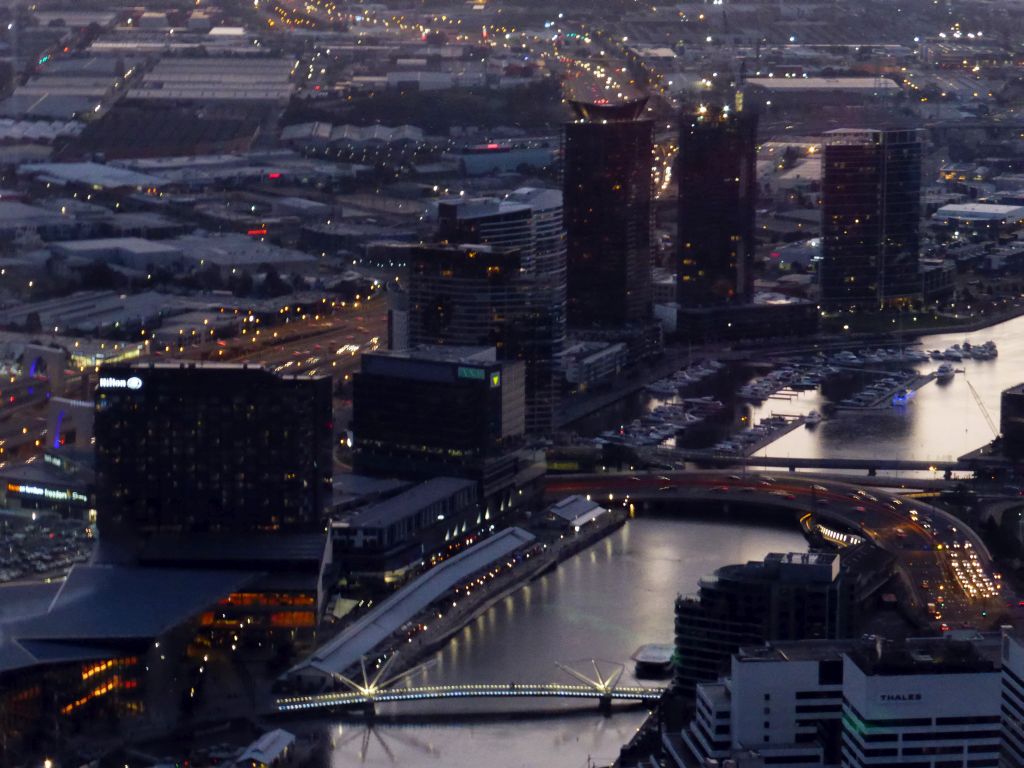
left=325, top=517, right=807, bottom=768
left=759, top=315, right=1024, bottom=465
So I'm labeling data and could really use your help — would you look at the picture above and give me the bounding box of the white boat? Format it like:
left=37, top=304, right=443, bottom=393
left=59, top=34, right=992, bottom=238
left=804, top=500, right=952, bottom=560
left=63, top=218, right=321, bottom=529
left=936, top=363, right=955, bottom=382
left=804, top=410, right=823, bottom=426
left=942, top=347, right=963, bottom=362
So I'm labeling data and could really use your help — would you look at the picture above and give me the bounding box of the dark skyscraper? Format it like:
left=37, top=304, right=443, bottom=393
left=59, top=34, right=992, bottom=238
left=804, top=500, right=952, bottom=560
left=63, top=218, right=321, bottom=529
left=95, top=363, right=333, bottom=546
left=351, top=346, right=526, bottom=501
left=820, top=128, right=923, bottom=308
left=677, top=105, right=757, bottom=306
left=563, top=99, right=653, bottom=329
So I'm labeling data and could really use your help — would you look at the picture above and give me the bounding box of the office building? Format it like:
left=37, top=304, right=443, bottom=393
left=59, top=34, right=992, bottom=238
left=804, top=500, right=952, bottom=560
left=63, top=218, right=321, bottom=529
left=1001, top=627, right=1024, bottom=765
left=95, top=363, right=334, bottom=549
left=563, top=99, right=653, bottom=330
left=434, top=189, right=566, bottom=434
left=820, top=129, right=924, bottom=308
left=350, top=346, right=527, bottom=505
left=404, top=242, right=563, bottom=429
left=674, top=640, right=850, bottom=768
left=842, top=637, right=1001, bottom=768
left=669, top=634, right=1005, bottom=768
left=677, top=105, right=757, bottom=306
left=674, top=552, right=847, bottom=692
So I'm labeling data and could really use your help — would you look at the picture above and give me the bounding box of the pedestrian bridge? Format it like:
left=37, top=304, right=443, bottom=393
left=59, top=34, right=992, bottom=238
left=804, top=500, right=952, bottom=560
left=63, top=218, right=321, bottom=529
left=276, top=682, right=665, bottom=713
left=275, top=657, right=665, bottom=714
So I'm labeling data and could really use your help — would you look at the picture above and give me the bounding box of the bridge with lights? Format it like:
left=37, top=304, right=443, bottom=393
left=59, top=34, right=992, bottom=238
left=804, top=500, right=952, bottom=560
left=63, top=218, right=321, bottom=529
left=275, top=657, right=665, bottom=715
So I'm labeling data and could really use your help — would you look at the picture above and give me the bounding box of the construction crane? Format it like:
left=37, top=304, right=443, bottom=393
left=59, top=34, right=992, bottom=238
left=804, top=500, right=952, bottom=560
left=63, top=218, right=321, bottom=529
left=965, top=377, right=998, bottom=438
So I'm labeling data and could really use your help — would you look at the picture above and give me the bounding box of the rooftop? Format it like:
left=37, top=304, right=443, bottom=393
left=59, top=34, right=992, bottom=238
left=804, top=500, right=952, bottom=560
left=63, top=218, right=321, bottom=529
left=849, top=636, right=998, bottom=676
left=0, top=564, right=254, bottom=673
left=336, top=477, right=476, bottom=530
left=747, top=77, right=901, bottom=91
left=293, top=527, right=537, bottom=678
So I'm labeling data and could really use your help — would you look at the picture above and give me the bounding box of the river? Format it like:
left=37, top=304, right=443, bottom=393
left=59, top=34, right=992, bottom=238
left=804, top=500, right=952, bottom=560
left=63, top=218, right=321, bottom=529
left=322, top=315, right=1024, bottom=766
left=323, top=517, right=807, bottom=768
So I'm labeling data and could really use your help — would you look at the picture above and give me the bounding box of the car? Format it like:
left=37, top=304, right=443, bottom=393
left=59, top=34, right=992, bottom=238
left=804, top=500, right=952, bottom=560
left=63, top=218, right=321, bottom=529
left=816, top=498, right=829, bottom=505
left=812, top=485, right=829, bottom=492
left=728, top=475, right=743, bottom=481
left=854, top=505, right=867, bottom=513
left=712, top=485, right=729, bottom=493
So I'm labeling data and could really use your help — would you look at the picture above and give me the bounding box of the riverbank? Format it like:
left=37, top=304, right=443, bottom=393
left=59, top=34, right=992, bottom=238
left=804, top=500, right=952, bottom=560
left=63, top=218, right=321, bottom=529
left=362, top=510, right=630, bottom=685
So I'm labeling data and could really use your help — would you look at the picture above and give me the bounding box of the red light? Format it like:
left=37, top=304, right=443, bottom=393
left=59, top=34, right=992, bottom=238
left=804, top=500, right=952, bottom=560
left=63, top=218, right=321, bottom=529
left=247, top=228, right=268, bottom=236
left=485, top=143, right=500, bottom=150
left=771, top=251, right=781, bottom=259
left=268, top=172, right=282, bottom=180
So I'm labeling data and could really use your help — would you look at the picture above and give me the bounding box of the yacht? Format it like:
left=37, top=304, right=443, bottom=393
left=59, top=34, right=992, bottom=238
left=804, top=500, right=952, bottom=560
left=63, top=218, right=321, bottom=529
left=936, top=363, right=955, bottom=382
left=941, top=347, right=963, bottom=362
left=804, top=410, right=823, bottom=426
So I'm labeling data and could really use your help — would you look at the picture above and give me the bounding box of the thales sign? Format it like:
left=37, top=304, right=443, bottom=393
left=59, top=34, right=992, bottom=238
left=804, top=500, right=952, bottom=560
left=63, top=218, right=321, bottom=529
left=879, top=693, right=922, bottom=703
left=99, top=376, right=143, bottom=390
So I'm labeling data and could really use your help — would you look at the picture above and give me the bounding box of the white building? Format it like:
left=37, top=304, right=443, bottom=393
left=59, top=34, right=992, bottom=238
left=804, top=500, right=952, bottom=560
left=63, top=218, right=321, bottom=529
left=669, top=634, right=1005, bottom=768
left=841, top=638, right=1001, bottom=767
left=673, top=640, right=848, bottom=768
left=1000, top=629, right=1024, bottom=766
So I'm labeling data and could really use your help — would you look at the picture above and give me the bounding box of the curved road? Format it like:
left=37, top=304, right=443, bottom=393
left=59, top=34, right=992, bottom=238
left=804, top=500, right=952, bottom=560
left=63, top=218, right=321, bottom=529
left=545, top=470, right=1016, bottom=633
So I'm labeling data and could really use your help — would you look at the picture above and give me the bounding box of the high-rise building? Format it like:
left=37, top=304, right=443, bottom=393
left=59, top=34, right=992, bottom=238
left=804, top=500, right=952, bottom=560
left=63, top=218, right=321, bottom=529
left=95, top=363, right=334, bottom=546
left=350, top=346, right=526, bottom=504
left=563, top=99, right=653, bottom=329
left=435, top=189, right=566, bottom=434
left=677, top=105, right=757, bottom=306
left=820, top=128, right=923, bottom=308
left=674, top=552, right=848, bottom=692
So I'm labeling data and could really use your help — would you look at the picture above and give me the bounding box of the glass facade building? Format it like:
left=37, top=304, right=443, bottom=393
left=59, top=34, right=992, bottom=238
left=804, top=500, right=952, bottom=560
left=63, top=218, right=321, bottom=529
left=435, top=190, right=566, bottom=434
left=563, top=99, right=654, bottom=329
left=820, top=128, right=923, bottom=308
left=677, top=106, right=758, bottom=306
left=351, top=347, right=526, bottom=500
left=94, top=363, right=334, bottom=544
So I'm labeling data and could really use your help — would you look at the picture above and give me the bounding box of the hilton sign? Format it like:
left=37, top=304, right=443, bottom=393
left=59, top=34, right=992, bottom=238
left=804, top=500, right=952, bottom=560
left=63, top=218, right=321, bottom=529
left=99, top=376, right=143, bottom=390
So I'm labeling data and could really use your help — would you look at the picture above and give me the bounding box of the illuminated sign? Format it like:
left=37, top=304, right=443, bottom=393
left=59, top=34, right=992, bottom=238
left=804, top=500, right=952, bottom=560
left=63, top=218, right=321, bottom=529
left=7, top=483, right=88, bottom=503
left=490, top=372, right=501, bottom=388
left=458, top=366, right=485, bottom=380
left=99, top=376, right=142, bottom=390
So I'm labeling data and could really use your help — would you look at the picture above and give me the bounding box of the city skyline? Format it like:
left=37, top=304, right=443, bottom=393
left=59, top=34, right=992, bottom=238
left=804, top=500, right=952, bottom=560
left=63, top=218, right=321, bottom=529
left=0, top=1, right=1023, bottom=766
